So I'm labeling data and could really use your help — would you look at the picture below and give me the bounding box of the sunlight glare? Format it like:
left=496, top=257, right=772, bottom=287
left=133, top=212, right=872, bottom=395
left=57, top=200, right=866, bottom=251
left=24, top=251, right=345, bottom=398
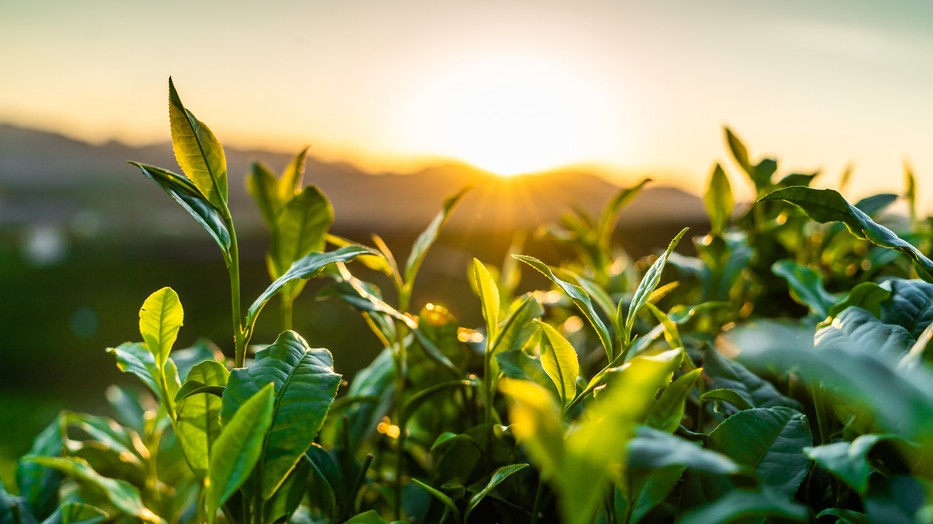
left=401, top=54, right=621, bottom=176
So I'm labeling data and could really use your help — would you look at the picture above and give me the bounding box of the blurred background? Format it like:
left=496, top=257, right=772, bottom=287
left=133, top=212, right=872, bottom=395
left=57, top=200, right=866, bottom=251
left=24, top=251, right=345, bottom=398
left=3, top=0, right=933, bottom=478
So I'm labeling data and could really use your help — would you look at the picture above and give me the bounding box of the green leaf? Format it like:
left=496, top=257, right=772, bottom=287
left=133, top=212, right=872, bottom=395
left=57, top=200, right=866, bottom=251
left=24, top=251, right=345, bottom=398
left=704, top=164, right=733, bottom=235
left=514, top=255, right=613, bottom=358
left=404, top=188, right=469, bottom=285
left=131, top=163, right=231, bottom=258
left=536, top=322, right=580, bottom=408
left=493, top=293, right=543, bottom=355
left=221, top=331, right=341, bottom=499
left=344, top=510, right=393, bottom=523
left=472, top=258, right=501, bottom=346
left=761, top=186, right=933, bottom=280
left=724, top=127, right=751, bottom=178
left=816, top=307, right=913, bottom=364
left=411, top=478, right=461, bottom=522
left=496, top=350, right=559, bottom=399
left=772, top=260, right=837, bottom=318
left=880, top=278, right=933, bottom=340
left=168, top=77, right=227, bottom=209
left=107, top=342, right=180, bottom=408
left=16, top=418, right=63, bottom=520
left=706, top=406, right=812, bottom=497
left=703, top=344, right=801, bottom=410
left=499, top=379, right=565, bottom=477
left=246, top=161, right=282, bottom=229
left=626, top=466, right=684, bottom=524
left=905, top=160, right=917, bottom=224
left=279, top=147, right=308, bottom=202
left=625, top=228, right=688, bottom=345
left=678, top=489, right=809, bottom=524
left=138, top=287, right=183, bottom=369
left=646, top=368, right=701, bottom=432
left=816, top=508, right=870, bottom=524
left=246, top=245, right=372, bottom=333
left=598, top=178, right=650, bottom=250
left=23, top=457, right=160, bottom=523
left=45, top=502, right=109, bottom=524
left=262, top=454, right=310, bottom=524
left=805, top=434, right=902, bottom=495
left=701, top=388, right=753, bottom=412
left=175, top=360, right=229, bottom=479
left=270, top=186, right=334, bottom=280
left=855, top=193, right=898, bottom=217
left=628, top=426, right=740, bottom=476
left=464, top=463, right=528, bottom=523
left=828, top=281, right=891, bottom=318
left=206, top=383, right=274, bottom=523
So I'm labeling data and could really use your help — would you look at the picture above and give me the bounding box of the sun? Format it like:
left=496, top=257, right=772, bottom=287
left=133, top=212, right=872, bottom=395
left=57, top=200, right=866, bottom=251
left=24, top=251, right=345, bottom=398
left=399, top=53, right=619, bottom=177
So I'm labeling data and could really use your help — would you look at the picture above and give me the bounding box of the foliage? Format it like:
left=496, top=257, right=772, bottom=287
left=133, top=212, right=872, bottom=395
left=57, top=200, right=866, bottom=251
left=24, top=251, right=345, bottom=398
left=3, top=88, right=933, bottom=523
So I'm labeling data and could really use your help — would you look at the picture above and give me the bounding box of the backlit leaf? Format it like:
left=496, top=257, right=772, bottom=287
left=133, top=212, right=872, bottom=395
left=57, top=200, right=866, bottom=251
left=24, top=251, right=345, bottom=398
left=138, top=287, right=183, bottom=369
left=646, top=368, right=701, bottom=432
left=279, top=147, right=308, bottom=202
left=168, top=78, right=227, bottom=209
left=472, top=258, right=501, bottom=346
left=514, top=255, right=613, bottom=357
left=625, top=228, right=688, bottom=344
left=206, top=383, right=274, bottom=523
left=536, top=321, right=580, bottom=408
left=131, top=163, right=231, bottom=258
left=761, top=186, right=933, bottom=280
left=704, top=164, right=733, bottom=236
left=405, top=188, right=468, bottom=285
left=246, top=161, right=281, bottom=228
left=270, top=186, right=333, bottom=280
left=176, top=360, right=229, bottom=479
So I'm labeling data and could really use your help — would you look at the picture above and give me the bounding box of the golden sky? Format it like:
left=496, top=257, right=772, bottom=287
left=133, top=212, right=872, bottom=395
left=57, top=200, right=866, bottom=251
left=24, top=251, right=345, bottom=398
left=3, top=1, right=933, bottom=201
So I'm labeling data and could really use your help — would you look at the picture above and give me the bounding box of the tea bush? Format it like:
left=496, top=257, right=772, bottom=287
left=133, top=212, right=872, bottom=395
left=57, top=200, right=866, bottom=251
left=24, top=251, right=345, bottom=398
left=2, top=80, right=932, bottom=523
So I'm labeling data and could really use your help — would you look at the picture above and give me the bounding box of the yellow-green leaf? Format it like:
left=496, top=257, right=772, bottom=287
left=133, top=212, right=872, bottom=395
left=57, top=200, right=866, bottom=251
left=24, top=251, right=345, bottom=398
left=138, top=287, right=184, bottom=369
left=536, top=321, right=580, bottom=408
left=472, top=258, right=501, bottom=346
left=704, top=163, right=733, bottom=235
left=168, top=78, right=228, bottom=210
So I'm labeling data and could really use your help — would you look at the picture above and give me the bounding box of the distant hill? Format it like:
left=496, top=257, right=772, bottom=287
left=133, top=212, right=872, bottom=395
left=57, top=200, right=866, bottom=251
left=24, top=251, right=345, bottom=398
left=0, top=124, right=706, bottom=243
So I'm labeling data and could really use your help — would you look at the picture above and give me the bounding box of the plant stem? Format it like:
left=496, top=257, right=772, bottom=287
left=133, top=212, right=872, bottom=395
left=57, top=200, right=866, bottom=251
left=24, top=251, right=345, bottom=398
left=392, top=332, right=408, bottom=521
left=223, top=213, right=246, bottom=368
left=281, top=295, right=294, bottom=331
left=530, top=476, right=546, bottom=524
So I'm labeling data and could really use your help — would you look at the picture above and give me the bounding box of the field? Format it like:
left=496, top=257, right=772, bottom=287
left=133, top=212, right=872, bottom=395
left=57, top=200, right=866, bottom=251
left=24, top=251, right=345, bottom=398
left=2, top=83, right=932, bottom=524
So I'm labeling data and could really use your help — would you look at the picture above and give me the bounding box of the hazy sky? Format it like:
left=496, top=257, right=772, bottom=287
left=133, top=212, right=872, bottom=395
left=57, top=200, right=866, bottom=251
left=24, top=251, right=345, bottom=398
left=3, top=1, right=933, bottom=201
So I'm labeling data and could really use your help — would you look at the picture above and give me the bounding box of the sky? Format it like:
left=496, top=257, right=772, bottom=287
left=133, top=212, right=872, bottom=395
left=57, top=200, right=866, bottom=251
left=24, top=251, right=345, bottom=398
left=3, top=0, right=933, bottom=202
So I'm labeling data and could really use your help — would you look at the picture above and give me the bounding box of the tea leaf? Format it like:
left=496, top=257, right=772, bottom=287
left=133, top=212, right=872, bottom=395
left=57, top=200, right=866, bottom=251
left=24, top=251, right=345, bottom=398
left=494, top=293, right=543, bottom=355
left=805, top=434, right=903, bottom=495
left=262, top=455, right=310, bottom=523
left=761, top=186, right=933, bottom=281
left=472, top=258, right=501, bottom=346
left=701, top=388, right=754, bottom=412
left=707, top=406, right=812, bottom=497
left=138, top=287, right=183, bottom=369
left=880, top=278, right=933, bottom=340
left=625, top=228, right=688, bottom=345
left=816, top=307, right=913, bottom=364
left=404, top=188, right=469, bottom=286
left=646, top=368, right=702, bottom=433
left=514, top=255, right=613, bottom=358
left=206, top=383, right=274, bottom=523
left=597, top=178, right=650, bottom=250
left=246, top=245, right=372, bottom=334
left=496, top=350, right=559, bottom=399
left=464, top=463, right=528, bottom=523
left=16, top=418, right=63, bottom=520
left=499, top=378, right=565, bottom=476
left=627, top=426, right=740, bottom=476
left=279, top=147, right=308, bottom=203
left=411, top=479, right=461, bottom=521
left=270, top=186, right=333, bottom=280
left=772, top=260, right=837, bottom=318
left=107, top=342, right=180, bottom=408
left=704, top=164, right=733, bottom=236
left=221, top=331, right=341, bottom=499
left=536, top=321, right=580, bottom=408
left=23, top=457, right=160, bottom=523
left=176, top=360, right=229, bottom=479
left=46, top=502, right=109, bottom=524
left=131, top=163, right=231, bottom=258
left=246, top=161, right=282, bottom=228
left=828, top=281, right=891, bottom=319
left=678, top=489, right=809, bottom=524
left=703, top=345, right=801, bottom=410
left=168, top=78, right=227, bottom=209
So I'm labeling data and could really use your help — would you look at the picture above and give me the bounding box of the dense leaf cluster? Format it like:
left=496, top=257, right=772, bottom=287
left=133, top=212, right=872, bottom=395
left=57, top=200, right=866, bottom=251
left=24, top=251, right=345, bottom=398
left=3, top=81, right=933, bottom=523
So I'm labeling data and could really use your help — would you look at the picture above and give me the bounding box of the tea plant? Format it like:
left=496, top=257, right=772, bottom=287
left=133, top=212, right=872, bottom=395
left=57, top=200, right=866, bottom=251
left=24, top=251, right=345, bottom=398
left=2, top=82, right=933, bottom=524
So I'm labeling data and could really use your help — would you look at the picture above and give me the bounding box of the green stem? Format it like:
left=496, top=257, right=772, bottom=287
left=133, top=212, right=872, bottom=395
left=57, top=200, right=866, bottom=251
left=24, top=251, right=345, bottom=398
left=810, top=382, right=831, bottom=445
left=282, top=295, right=294, bottom=332
left=530, top=476, right=546, bottom=524
left=223, top=212, right=246, bottom=368
left=392, top=334, right=408, bottom=521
